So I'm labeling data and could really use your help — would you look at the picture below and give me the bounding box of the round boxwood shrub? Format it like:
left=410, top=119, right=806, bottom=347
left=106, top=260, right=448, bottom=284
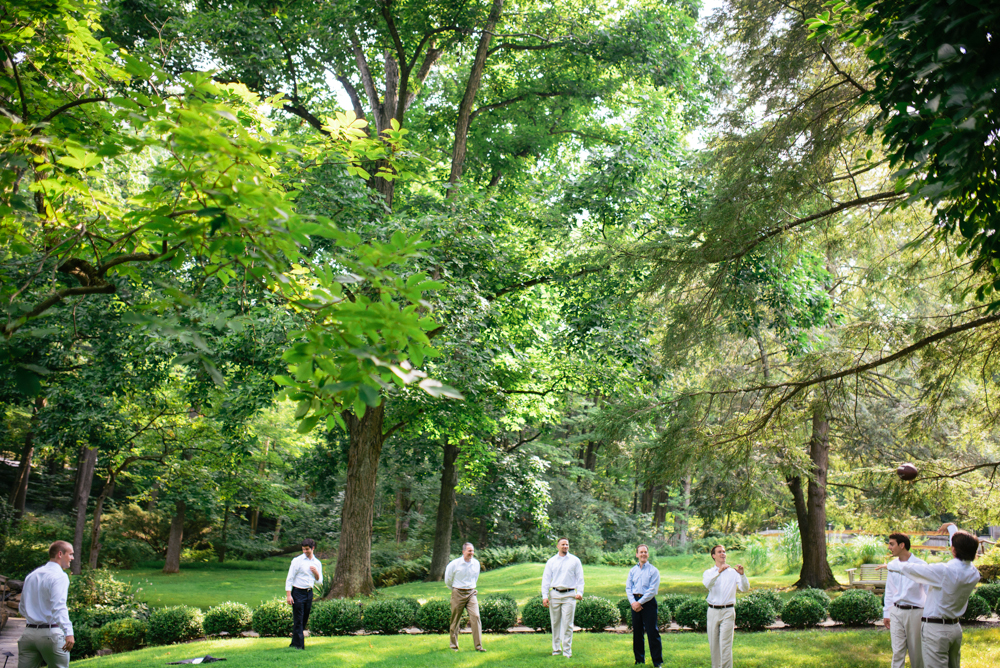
left=961, top=593, right=991, bottom=622
left=147, top=605, right=204, bottom=645
left=780, top=597, right=826, bottom=628
left=203, top=601, right=252, bottom=636
left=363, top=598, right=416, bottom=635
left=98, top=617, right=147, bottom=653
left=975, top=583, right=1000, bottom=613
left=521, top=596, right=552, bottom=631
left=480, top=593, right=518, bottom=633
left=309, top=599, right=363, bottom=636
left=829, top=590, right=881, bottom=626
left=252, top=598, right=294, bottom=637
left=749, top=589, right=786, bottom=615
left=574, top=596, right=619, bottom=632
left=658, top=594, right=693, bottom=625
left=416, top=598, right=452, bottom=633
left=69, top=626, right=98, bottom=659
left=674, top=598, right=708, bottom=631
left=792, top=588, right=831, bottom=613
left=736, top=594, right=778, bottom=631
left=396, top=597, right=421, bottom=619
left=617, top=598, right=633, bottom=628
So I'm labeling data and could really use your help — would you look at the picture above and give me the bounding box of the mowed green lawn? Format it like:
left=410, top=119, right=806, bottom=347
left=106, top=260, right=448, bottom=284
left=121, top=553, right=801, bottom=610
left=75, top=628, right=1000, bottom=668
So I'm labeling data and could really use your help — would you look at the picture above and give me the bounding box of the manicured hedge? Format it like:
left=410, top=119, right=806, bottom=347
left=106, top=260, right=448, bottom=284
left=674, top=598, right=708, bottom=631
left=479, top=593, right=518, bottom=633
left=98, top=617, right=147, bottom=653
left=829, top=590, right=881, bottom=626
left=975, top=583, right=1000, bottom=612
left=147, top=605, right=203, bottom=645
left=309, top=599, right=363, bottom=636
left=416, top=598, right=452, bottom=633
left=617, top=598, right=633, bottom=628
left=363, top=598, right=417, bottom=634
left=780, top=597, right=826, bottom=628
left=521, top=596, right=552, bottom=631
left=792, top=588, right=831, bottom=613
left=961, top=593, right=991, bottom=622
left=251, top=598, right=294, bottom=637
left=574, top=596, right=619, bottom=632
left=203, top=601, right=252, bottom=636
left=736, top=594, right=778, bottom=631
left=658, top=594, right=693, bottom=624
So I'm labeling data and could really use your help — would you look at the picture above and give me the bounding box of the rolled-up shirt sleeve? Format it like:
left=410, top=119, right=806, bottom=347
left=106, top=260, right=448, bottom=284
left=51, top=573, right=73, bottom=637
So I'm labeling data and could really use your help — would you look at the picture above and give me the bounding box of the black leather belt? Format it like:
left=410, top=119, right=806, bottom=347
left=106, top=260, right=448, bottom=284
left=922, top=617, right=958, bottom=624
left=553, top=588, right=575, bottom=592
left=895, top=604, right=922, bottom=610
left=26, top=624, right=59, bottom=628
left=708, top=604, right=734, bottom=609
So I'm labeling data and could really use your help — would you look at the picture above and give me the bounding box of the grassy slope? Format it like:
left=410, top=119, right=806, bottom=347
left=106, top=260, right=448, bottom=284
left=122, top=553, right=799, bottom=609
left=75, top=628, right=1000, bottom=668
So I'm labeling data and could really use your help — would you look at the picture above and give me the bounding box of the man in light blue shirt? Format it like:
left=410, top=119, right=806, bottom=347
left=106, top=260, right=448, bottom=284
left=626, top=544, right=662, bottom=667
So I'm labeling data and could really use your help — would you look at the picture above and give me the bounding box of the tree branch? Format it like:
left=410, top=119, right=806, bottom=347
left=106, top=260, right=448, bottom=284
left=35, top=97, right=109, bottom=129
left=470, top=91, right=568, bottom=121
left=4, top=284, right=116, bottom=337
left=489, top=264, right=607, bottom=301
left=1, top=43, right=28, bottom=120
left=818, top=42, right=868, bottom=94
left=283, top=101, right=330, bottom=135
left=505, top=430, right=542, bottom=452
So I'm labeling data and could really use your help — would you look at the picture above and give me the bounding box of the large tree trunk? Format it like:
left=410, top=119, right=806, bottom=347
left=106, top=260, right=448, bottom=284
left=8, top=397, right=45, bottom=521
left=640, top=481, right=655, bottom=513
left=787, top=405, right=838, bottom=589
left=654, top=487, right=668, bottom=529
left=163, top=499, right=186, bottom=574
left=71, top=446, right=98, bottom=575
left=327, top=403, right=386, bottom=598
left=427, top=440, right=459, bottom=581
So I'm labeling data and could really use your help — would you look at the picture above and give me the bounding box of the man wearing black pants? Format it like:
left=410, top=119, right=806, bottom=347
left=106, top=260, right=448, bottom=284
left=285, top=538, right=322, bottom=649
left=626, top=544, right=662, bottom=667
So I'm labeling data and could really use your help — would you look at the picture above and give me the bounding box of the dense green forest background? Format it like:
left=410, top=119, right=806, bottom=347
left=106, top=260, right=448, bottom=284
left=2, top=0, right=998, bottom=598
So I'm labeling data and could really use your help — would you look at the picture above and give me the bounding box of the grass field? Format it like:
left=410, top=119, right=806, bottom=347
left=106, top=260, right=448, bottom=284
left=74, top=627, right=1000, bottom=668
left=120, top=553, right=801, bottom=609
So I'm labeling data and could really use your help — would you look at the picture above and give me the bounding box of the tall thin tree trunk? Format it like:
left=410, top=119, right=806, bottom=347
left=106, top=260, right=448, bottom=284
left=327, top=403, right=386, bottom=598
left=640, top=481, right=655, bottom=513
left=427, top=441, right=459, bottom=581
left=163, top=499, right=186, bottom=574
left=654, top=487, right=668, bottom=529
left=218, top=501, right=230, bottom=563
left=272, top=516, right=283, bottom=544
left=8, top=397, right=45, bottom=521
left=250, top=439, right=270, bottom=537
left=395, top=480, right=411, bottom=544
left=677, top=476, right=691, bottom=546
left=88, top=472, right=118, bottom=569
left=787, top=405, right=838, bottom=589
left=71, top=446, right=98, bottom=575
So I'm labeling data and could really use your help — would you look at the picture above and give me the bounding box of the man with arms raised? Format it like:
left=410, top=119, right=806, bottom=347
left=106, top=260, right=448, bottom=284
left=542, top=537, right=584, bottom=658
left=285, top=538, right=321, bottom=649
left=19, top=540, right=75, bottom=668
left=881, top=523, right=980, bottom=668
left=444, top=542, right=484, bottom=652
left=883, top=532, right=927, bottom=668
left=626, top=544, right=662, bottom=667
left=702, top=544, right=748, bottom=668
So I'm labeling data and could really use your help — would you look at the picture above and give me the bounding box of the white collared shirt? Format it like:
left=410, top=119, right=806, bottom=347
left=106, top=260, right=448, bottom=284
left=444, top=556, right=481, bottom=589
left=19, top=561, right=73, bottom=636
left=883, top=554, right=928, bottom=618
left=285, top=553, right=322, bottom=591
left=888, top=526, right=980, bottom=619
left=703, top=565, right=749, bottom=605
left=541, top=553, right=585, bottom=597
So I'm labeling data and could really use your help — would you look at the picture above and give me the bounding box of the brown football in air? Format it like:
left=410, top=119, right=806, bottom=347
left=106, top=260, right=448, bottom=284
left=897, top=463, right=919, bottom=481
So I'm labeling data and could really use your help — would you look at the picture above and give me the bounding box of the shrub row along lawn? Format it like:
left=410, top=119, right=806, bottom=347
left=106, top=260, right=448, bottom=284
left=75, top=628, right=1000, bottom=668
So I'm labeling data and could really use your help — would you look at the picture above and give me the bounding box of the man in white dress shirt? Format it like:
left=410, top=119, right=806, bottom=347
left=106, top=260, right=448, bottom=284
left=285, top=538, right=322, bottom=649
left=541, top=537, right=585, bottom=658
left=883, top=532, right=927, bottom=668
left=18, top=540, right=75, bottom=668
left=444, top=542, right=484, bottom=652
left=702, top=544, right=748, bottom=668
left=882, top=523, right=980, bottom=668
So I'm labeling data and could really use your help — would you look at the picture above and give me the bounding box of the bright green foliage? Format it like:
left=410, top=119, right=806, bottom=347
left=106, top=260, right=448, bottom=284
left=829, top=589, right=881, bottom=626
left=98, top=617, right=147, bottom=653
left=674, top=597, right=708, bottom=631
left=961, top=593, right=991, bottom=623
left=975, top=584, right=1000, bottom=613
left=736, top=594, right=779, bottom=631
left=574, top=596, right=619, bottom=632
left=479, top=593, right=519, bottom=633
left=203, top=601, right=253, bottom=636
left=147, top=605, right=204, bottom=645
left=68, top=626, right=98, bottom=659
left=251, top=599, right=293, bottom=637
left=780, top=597, right=827, bottom=628
left=309, top=599, right=363, bottom=636
left=658, top=594, right=695, bottom=624
left=414, top=598, right=452, bottom=634
left=748, top=589, right=787, bottom=616
left=362, top=598, right=417, bottom=635
left=476, top=546, right=551, bottom=570
left=520, top=596, right=551, bottom=632
left=616, top=598, right=633, bottom=628
left=792, top=588, right=832, bottom=613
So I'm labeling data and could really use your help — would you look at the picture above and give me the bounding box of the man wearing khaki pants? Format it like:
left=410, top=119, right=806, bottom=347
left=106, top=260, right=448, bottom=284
left=883, top=532, right=927, bottom=668
left=542, top=537, right=585, bottom=658
left=18, top=541, right=75, bottom=668
left=445, top=542, right=484, bottom=652
left=702, top=545, right=748, bottom=668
